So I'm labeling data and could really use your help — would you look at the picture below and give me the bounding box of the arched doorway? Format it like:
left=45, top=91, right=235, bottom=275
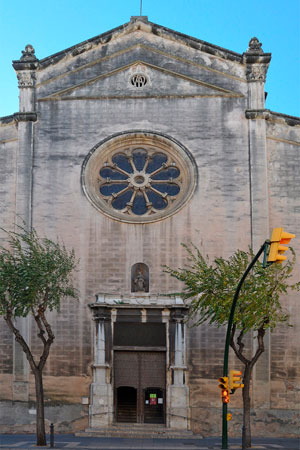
left=116, top=386, right=137, bottom=423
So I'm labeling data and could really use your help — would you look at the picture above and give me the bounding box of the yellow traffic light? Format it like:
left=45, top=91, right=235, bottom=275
left=227, top=413, right=232, bottom=421
left=267, top=228, right=295, bottom=264
left=218, top=376, right=230, bottom=403
left=229, top=370, right=244, bottom=390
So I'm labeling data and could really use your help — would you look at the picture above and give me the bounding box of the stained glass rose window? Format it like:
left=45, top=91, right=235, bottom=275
left=82, top=132, right=196, bottom=223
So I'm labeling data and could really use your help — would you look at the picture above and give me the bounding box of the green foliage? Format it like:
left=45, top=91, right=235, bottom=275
left=0, top=226, right=78, bottom=317
left=164, top=244, right=299, bottom=332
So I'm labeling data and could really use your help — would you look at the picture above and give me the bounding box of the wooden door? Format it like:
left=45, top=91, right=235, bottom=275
left=114, top=351, right=165, bottom=423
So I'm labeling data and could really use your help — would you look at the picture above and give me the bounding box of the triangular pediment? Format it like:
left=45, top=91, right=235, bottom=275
left=38, top=17, right=243, bottom=70
left=36, top=19, right=247, bottom=102
left=38, top=60, right=242, bottom=101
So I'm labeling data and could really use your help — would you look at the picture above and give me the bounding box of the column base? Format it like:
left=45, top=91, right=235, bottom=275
left=89, top=382, right=113, bottom=428
left=167, top=384, right=189, bottom=430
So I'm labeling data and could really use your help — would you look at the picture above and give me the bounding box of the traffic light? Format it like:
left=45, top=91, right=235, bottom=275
left=229, top=370, right=244, bottom=391
left=218, top=376, right=230, bottom=403
left=268, top=228, right=295, bottom=264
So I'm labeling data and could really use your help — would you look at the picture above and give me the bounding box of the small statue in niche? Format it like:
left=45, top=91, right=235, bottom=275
left=133, top=270, right=146, bottom=292
left=131, top=262, right=149, bottom=293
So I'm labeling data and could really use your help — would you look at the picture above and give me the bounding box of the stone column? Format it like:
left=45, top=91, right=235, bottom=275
left=168, top=318, right=189, bottom=429
left=89, top=319, right=113, bottom=428
left=11, top=46, right=38, bottom=402
left=243, top=38, right=271, bottom=408
left=243, top=37, right=271, bottom=247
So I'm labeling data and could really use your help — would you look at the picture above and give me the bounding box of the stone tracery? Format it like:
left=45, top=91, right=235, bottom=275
left=82, top=132, right=196, bottom=223
left=98, top=148, right=181, bottom=216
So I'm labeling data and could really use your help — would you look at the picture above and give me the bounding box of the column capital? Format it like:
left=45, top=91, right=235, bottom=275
left=13, top=45, right=39, bottom=112
left=243, top=37, right=271, bottom=82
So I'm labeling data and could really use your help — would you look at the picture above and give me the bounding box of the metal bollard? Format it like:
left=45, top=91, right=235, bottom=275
left=50, top=423, right=54, bottom=448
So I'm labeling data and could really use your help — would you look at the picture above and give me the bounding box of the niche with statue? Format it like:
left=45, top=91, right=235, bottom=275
left=131, top=263, right=149, bottom=293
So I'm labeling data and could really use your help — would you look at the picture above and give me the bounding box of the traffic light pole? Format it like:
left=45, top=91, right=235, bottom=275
left=221, top=241, right=269, bottom=449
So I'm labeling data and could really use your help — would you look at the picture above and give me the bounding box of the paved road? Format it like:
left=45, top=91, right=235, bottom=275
left=0, top=434, right=299, bottom=450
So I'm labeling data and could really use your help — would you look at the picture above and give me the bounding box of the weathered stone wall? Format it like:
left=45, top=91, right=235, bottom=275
left=0, top=18, right=299, bottom=436
left=266, top=115, right=300, bottom=414
left=0, top=118, right=18, bottom=240
left=0, top=118, right=18, bottom=398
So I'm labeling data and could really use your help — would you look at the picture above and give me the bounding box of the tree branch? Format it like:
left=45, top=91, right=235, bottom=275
left=32, top=308, right=47, bottom=346
left=38, top=305, right=55, bottom=343
left=250, top=326, right=265, bottom=369
left=230, top=324, right=251, bottom=365
left=37, top=306, right=55, bottom=371
left=4, top=311, right=37, bottom=372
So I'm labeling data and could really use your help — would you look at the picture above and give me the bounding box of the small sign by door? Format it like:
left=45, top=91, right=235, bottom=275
left=150, top=393, right=157, bottom=405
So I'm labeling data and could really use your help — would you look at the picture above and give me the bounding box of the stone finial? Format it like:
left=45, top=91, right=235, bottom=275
left=246, top=37, right=264, bottom=54
left=13, top=44, right=39, bottom=72
left=20, top=44, right=38, bottom=61
left=130, top=16, right=148, bottom=22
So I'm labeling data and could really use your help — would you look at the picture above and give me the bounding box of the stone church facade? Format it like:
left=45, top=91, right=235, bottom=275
left=0, top=17, right=299, bottom=436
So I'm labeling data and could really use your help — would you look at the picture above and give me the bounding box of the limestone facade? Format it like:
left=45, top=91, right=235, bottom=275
left=0, top=17, right=299, bottom=436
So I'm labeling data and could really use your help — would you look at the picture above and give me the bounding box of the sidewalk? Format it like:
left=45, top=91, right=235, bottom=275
left=0, top=434, right=299, bottom=450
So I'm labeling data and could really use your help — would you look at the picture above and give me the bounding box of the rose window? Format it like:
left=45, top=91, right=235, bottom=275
left=82, top=132, right=196, bottom=223
left=99, top=149, right=181, bottom=215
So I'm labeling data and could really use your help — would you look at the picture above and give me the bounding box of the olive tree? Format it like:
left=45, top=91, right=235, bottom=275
left=164, top=244, right=299, bottom=449
left=0, top=226, right=78, bottom=446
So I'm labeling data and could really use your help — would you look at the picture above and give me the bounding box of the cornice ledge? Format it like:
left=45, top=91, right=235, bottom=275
left=242, top=53, right=272, bottom=65
left=0, top=114, right=16, bottom=125
left=88, top=302, right=189, bottom=310
left=13, top=112, right=38, bottom=122
left=245, top=109, right=270, bottom=120
left=268, top=110, right=300, bottom=126
left=12, top=60, right=39, bottom=71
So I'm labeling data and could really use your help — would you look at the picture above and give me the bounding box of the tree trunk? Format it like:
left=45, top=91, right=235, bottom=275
left=242, top=364, right=253, bottom=450
left=5, top=312, right=54, bottom=447
left=34, top=369, right=47, bottom=446
left=230, top=325, right=266, bottom=450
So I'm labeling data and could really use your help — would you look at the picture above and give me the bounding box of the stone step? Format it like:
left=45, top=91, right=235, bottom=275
left=77, top=425, right=202, bottom=439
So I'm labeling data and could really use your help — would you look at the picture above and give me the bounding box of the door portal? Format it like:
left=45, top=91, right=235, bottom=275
left=114, top=351, right=166, bottom=424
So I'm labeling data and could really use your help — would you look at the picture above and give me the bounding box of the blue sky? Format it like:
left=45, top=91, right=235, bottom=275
left=0, top=0, right=299, bottom=117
